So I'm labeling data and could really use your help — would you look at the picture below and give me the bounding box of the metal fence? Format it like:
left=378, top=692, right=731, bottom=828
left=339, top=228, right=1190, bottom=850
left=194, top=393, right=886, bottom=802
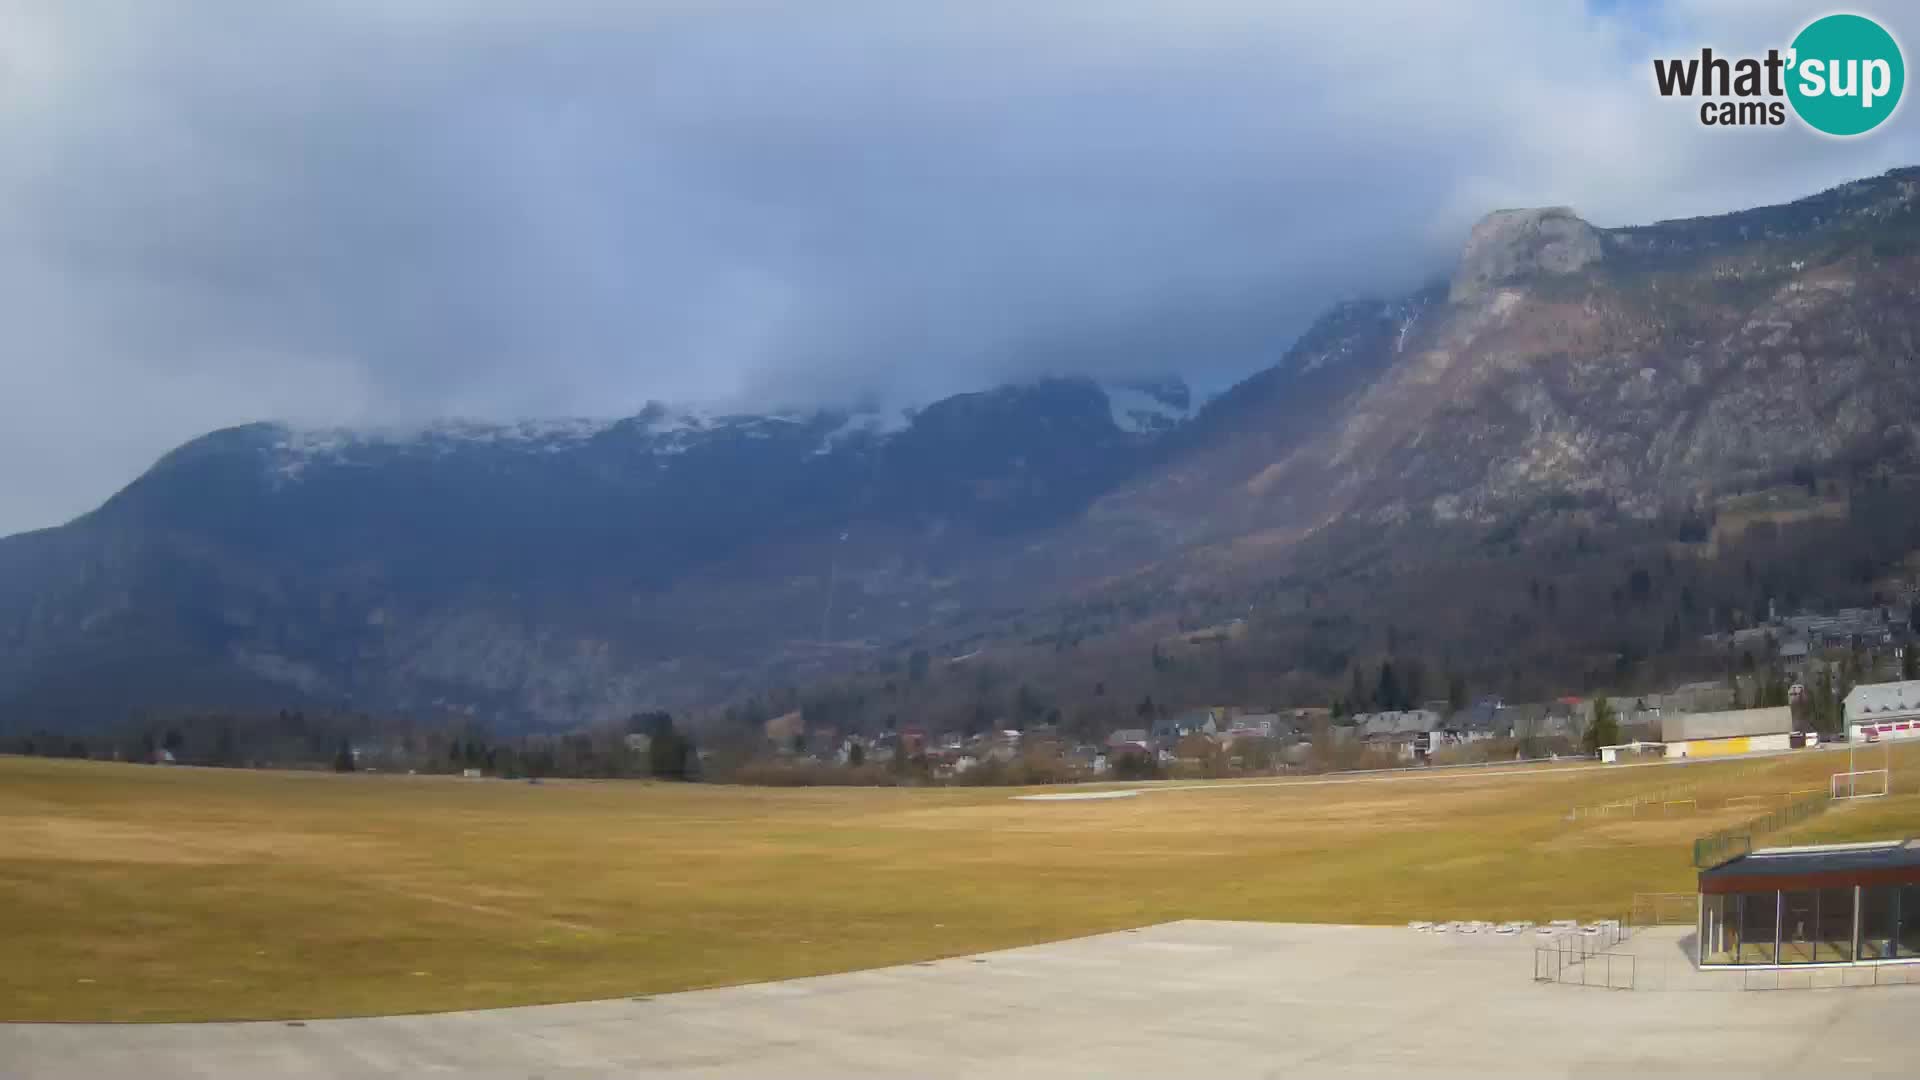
left=1565, top=761, right=1773, bottom=823
left=1534, top=947, right=1635, bottom=989
left=1567, top=781, right=1701, bottom=822
left=1531, top=917, right=1634, bottom=989
left=1692, top=791, right=1831, bottom=869
left=1631, top=892, right=1697, bottom=927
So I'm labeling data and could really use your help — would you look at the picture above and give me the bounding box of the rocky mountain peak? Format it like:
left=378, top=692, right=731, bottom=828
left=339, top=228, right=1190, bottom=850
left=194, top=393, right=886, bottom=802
left=1449, top=206, right=1602, bottom=302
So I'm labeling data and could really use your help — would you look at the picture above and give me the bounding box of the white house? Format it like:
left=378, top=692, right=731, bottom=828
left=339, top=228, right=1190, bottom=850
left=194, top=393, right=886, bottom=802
left=1226, top=713, right=1281, bottom=740
left=1353, top=709, right=1444, bottom=760
left=1846, top=680, right=1920, bottom=743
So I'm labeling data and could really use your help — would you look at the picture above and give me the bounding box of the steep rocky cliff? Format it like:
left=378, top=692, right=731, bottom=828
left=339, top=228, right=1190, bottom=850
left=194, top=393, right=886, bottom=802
left=1099, top=167, right=1920, bottom=550
left=1449, top=207, right=1603, bottom=302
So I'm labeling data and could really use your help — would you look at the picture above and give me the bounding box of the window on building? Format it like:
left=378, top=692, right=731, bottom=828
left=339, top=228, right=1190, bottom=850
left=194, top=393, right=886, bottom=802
left=1738, top=889, right=1778, bottom=964
left=1780, top=890, right=1817, bottom=964
left=1861, top=885, right=1899, bottom=960
left=1816, top=887, right=1854, bottom=962
left=1701, top=893, right=1737, bottom=965
left=1902, top=885, right=1920, bottom=959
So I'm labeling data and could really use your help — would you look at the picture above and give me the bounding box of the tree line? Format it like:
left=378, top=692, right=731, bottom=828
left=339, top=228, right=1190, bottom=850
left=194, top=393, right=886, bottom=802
left=0, top=707, right=700, bottom=781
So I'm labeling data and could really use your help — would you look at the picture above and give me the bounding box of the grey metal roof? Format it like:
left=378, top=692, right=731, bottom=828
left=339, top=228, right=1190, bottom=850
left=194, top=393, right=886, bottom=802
left=1846, top=680, right=1920, bottom=718
left=1700, top=840, right=1920, bottom=882
left=1356, top=710, right=1440, bottom=737
left=1448, top=703, right=1501, bottom=731
left=1660, top=706, right=1792, bottom=742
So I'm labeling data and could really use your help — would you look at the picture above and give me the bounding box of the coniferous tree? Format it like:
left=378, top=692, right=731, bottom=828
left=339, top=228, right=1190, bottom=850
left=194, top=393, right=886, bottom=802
left=1583, top=696, right=1618, bottom=756
left=1376, top=662, right=1402, bottom=712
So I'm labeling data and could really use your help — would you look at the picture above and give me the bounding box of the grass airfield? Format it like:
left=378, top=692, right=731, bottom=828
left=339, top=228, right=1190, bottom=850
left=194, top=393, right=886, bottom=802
left=3, top=747, right=1916, bottom=1021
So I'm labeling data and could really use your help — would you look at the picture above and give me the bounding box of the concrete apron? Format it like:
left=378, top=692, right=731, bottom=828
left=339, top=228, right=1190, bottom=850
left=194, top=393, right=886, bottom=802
left=6, top=921, right=1920, bottom=1079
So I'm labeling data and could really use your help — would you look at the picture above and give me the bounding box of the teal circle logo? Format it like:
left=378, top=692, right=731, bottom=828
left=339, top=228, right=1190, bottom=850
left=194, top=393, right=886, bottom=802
left=1787, top=14, right=1904, bottom=136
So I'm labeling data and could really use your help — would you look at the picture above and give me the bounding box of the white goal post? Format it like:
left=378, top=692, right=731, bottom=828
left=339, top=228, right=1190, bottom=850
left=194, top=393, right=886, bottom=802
left=1831, top=769, right=1890, bottom=800
left=1833, top=739, right=1894, bottom=801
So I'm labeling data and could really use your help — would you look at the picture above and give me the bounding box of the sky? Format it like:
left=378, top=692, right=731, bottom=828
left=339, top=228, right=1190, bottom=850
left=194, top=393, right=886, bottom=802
left=2, top=0, right=1919, bottom=535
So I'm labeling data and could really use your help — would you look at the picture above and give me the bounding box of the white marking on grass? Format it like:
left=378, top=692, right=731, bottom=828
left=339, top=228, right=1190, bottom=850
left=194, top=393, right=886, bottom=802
left=1100, top=743, right=1869, bottom=797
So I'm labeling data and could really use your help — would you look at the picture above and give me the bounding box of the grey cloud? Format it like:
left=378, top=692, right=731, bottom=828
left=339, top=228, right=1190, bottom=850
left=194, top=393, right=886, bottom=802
left=2, top=0, right=1917, bottom=533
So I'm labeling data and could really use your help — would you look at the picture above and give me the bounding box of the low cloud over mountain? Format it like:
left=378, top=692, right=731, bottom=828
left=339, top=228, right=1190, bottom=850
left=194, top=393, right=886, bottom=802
left=4, top=1, right=1918, bottom=534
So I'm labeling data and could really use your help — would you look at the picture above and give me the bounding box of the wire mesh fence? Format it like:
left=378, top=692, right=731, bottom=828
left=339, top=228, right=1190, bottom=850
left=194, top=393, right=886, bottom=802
left=1692, top=790, right=1831, bottom=868
left=1566, top=781, right=1703, bottom=822
left=1530, top=917, right=1635, bottom=989
left=1565, top=761, right=1774, bottom=823
left=1631, top=892, right=1697, bottom=927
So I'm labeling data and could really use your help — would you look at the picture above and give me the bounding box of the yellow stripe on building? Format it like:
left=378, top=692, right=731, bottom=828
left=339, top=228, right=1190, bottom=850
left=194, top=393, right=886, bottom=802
left=1687, top=736, right=1752, bottom=758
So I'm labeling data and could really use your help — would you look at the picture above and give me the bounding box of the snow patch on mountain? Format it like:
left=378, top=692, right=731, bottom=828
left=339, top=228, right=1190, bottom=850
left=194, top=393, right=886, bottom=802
left=812, top=405, right=917, bottom=455
left=1100, top=378, right=1192, bottom=433
left=266, top=416, right=623, bottom=480
left=633, top=405, right=816, bottom=455
left=262, top=374, right=1188, bottom=485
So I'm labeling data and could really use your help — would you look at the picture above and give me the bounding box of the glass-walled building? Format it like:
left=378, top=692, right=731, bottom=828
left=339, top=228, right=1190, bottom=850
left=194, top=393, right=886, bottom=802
left=1699, top=840, right=1920, bottom=967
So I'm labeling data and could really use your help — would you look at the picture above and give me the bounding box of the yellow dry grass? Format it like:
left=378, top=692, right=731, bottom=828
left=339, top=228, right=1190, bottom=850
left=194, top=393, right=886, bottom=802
left=2, top=747, right=1916, bottom=1021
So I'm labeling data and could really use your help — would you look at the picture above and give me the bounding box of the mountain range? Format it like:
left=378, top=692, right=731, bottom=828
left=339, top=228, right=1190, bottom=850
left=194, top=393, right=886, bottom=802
left=7, top=168, right=1920, bottom=732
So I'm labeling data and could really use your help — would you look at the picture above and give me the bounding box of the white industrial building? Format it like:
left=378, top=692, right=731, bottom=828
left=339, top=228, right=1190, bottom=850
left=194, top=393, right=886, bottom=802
left=1659, top=706, right=1796, bottom=759
left=1845, top=680, right=1920, bottom=744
